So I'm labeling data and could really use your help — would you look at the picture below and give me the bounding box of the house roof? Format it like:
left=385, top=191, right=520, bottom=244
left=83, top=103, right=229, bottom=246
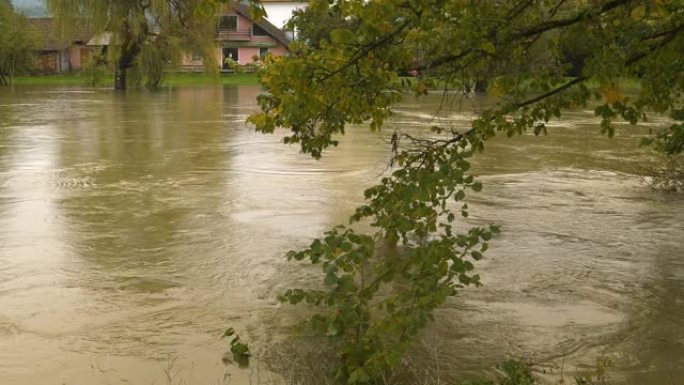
left=231, top=2, right=291, bottom=47
left=26, top=7, right=290, bottom=51
left=28, top=18, right=93, bottom=51
left=87, top=32, right=112, bottom=46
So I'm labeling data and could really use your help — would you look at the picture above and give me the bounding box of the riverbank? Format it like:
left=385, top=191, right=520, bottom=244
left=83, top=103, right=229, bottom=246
left=9, top=74, right=640, bottom=92
left=9, top=72, right=260, bottom=87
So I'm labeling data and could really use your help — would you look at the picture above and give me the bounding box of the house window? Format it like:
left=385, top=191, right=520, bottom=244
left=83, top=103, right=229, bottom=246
left=252, top=24, right=268, bottom=36
left=192, top=51, right=202, bottom=61
left=218, top=15, right=238, bottom=31
left=259, top=47, right=268, bottom=59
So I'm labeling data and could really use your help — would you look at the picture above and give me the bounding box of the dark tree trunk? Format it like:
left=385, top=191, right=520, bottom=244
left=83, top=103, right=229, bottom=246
left=114, top=65, right=126, bottom=90
left=114, top=46, right=138, bottom=91
left=474, top=79, right=488, bottom=93
left=113, top=21, right=143, bottom=91
left=114, top=46, right=140, bottom=91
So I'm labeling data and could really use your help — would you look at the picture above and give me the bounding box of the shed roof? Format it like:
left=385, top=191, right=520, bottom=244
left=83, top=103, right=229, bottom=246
left=28, top=18, right=93, bottom=51
left=87, top=32, right=111, bottom=46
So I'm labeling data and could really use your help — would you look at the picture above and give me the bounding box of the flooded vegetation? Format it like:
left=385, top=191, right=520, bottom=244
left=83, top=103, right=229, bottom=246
left=0, top=86, right=682, bottom=384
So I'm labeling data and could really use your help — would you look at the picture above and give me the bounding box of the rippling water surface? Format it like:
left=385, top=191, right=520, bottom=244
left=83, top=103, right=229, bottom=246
left=0, top=86, right=682, bottom=384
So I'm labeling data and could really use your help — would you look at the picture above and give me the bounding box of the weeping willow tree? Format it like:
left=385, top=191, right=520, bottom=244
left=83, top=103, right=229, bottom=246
left=0, top=0, right=38, bottom=86
left=47, top=0, right=221, bottom=90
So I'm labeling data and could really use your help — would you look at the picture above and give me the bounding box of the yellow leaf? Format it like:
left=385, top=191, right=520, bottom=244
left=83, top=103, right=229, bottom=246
left=487, top=82, right=502, bottom=98
left=601, top=82, right=624, bottom=103
left=631, top=5, right=646, bottom=21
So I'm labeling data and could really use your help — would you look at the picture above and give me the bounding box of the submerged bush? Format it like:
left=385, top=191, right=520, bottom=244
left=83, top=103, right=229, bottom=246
left=239, top=336, right=616, bottom=385
left=81, top=51, right=109, bottom=87
left=643, top=153, right=684, bottom=192
left=464, top=360, right=535, bottom=385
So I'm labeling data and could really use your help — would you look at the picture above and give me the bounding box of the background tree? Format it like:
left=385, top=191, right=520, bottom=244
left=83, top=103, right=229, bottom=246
left=0, top=0, right=39, bottom=86
left=248, top=0, right=683, bottom=383
left=47, top=0, right=220, bottom=90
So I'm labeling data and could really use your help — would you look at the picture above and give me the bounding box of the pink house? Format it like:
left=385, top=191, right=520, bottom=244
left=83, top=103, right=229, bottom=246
left=181, top=2, right=290, bottom=71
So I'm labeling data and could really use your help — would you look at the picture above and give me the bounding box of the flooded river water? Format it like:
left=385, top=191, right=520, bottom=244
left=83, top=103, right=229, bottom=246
left=0, top=85, right=682, bottom=384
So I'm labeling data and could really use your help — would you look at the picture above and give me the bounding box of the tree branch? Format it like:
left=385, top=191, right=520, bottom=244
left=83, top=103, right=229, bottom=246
left=510, top=76, right=589, bottom=111
left=512, top=0, right=635, bottom=39
left=319, top=18, right=414, bottom=82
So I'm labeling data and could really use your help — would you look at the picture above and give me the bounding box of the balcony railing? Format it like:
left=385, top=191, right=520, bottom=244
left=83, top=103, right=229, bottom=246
left=217, top=29, right=251, bottom=41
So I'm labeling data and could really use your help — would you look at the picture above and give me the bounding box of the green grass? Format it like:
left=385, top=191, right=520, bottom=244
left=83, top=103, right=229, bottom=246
left=581, top=77, right=642, bottom=91
left=12, top=72, right=640, bottom=91
left=9, top=72, right=259, bottom=87
left=11, top=73, right=95, bottom=86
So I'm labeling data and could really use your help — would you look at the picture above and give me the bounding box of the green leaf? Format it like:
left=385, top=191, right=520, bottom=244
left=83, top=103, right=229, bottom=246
left=349, top=368, right=370, bottom=383
left=480, top=41, right=496, bottom=54
left=324, top=272, right=338, bottom=285
left=455, top=190, right=466, bottom=200
left=330, top=28, right=355, bottom=44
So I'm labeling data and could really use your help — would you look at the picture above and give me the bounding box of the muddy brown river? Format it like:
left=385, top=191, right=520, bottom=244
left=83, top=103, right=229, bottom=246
left=0, top=85, right=682, bottom=384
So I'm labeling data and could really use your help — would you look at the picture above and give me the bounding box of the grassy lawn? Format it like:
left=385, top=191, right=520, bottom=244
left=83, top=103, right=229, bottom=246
left=11, top=73, right=94, bottom=86
left=10, top=72, right=259, bottom=87
left=11, top=73, right=639, bottom=92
